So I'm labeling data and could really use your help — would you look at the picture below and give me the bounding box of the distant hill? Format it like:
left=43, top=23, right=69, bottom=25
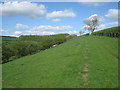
left=1, top=36, right=17, bottom=39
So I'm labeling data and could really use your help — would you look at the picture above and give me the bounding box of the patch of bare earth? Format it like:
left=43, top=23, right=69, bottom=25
left=81, top=40, right=89, bottom=87
left=7, top=84, right=13, bottom=88
left=81, top=63, right=89, bottom=87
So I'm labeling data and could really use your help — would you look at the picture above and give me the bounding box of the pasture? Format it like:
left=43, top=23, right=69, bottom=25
left=2, top=35, right=118, bottom=88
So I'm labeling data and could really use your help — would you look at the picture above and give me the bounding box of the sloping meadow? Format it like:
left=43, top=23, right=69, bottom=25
left=2, top=34, right=77, bottom=64
left=2, top=35, right=118, bottom=88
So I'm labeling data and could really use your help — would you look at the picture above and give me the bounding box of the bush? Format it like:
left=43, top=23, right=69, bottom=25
left=9, top=56, right=19, bottom=61
left=2, top=44, right=15, bottom=63
left=66, top=35, right=77, bottom=40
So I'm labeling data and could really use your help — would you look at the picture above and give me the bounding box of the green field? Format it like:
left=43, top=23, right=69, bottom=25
left=93, top=26, right=119, bottom=34
left=2, top=35, right=118, bottom=88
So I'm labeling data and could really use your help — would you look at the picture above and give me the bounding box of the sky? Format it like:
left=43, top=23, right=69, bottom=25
left=1, top=1, right=119, bottom=37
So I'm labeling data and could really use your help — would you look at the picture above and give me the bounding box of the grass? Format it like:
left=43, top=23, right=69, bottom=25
left=93, top=26, right=119, bottom=34
left=2, top=35, right=118, bottom=88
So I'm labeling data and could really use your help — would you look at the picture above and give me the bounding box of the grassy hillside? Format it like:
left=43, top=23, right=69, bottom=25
left=2, top=34, right=77, bottom=64
left=3, top=36, right=118, bottom=88
left=92, top=26, right=120, bottom=37
left=93, top=26, right=119, bottom=34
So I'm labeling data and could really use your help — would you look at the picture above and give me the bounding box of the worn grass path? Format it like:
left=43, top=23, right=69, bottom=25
left=3, top=36, right=118, bottom=88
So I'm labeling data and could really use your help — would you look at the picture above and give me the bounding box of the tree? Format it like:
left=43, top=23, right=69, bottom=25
left=79, top=30, right=85, bottom=36
left=83, top=14, right=102, bottom=34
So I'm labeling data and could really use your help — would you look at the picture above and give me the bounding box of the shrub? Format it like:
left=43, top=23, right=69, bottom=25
left=66, top=35, right=77, bottom=40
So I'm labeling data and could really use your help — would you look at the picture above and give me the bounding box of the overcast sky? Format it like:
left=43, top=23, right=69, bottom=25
left=1, top=1, right=119, bottom=36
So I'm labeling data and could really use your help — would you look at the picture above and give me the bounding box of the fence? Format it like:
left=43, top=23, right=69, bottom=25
left=92, top=32, right=120, bottom=37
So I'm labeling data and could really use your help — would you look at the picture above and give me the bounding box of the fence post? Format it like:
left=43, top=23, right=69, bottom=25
left=105, top=33, right=106, bottom=36
left=103, top=33, right=105, bottom=36
left=115, top=33, right=116, bottom=37
left=111, top=33, right=112, bottom=37
left=116, top=33, right=118, bottom=37
left=112, top=32, right=114, bottom=37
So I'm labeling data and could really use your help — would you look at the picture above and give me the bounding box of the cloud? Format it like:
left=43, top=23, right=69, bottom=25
left=0, top=1, right=46, bottom=18
left=3, top=0, right=118, bottom=2
left=81, top=2, right=103, bottom=6
left=16, top=24, right=29, bottom=29
left=12, top=25, right=73, bottom=36
left=59, top=30, right=90, bottom=36
left=24, top=30, right=55, bottom=35
left=0, top=29, right=9, bottom=35
left=67, top=31, right=79, bottom=35
left=14, top=31, right=22, bottom=35
left=58, top=30, right=79, bottom=35
left=78, top=0, right=118, bottom=1
left=52, top=19, right=61, bottom=22
left=105, top=9, right=119, bottom=20
left=93, top=21, right=118, bottom=31
left=46, top=9, right=76, bottom=18
left=96, top=24, right=106, bottom=29
left=24, top=30, right=79, bottom=36
left=83, top=25, right=91, bottom=30
left=98, top=22, right=118, bottom=29
left=106, top=22, right=118, bottom=25
left=31, top=25, right=73, bottom=31
left=13, top=30, right=55, bottom=36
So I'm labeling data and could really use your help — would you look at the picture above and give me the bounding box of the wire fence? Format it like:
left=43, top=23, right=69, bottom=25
left=92, top=32, right=120, bottom=37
